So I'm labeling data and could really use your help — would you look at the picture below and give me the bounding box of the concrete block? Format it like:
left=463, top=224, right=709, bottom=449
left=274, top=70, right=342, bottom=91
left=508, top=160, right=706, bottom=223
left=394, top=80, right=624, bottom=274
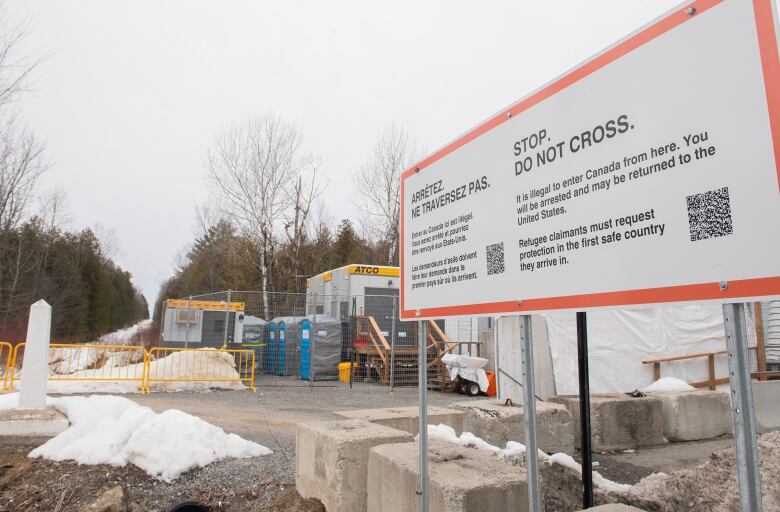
left=449, top=399, right=574, bottom=454
left=647, top=390, right=731, bottom=441
left=578, top=505, right=647, bottom=512
left=333, top=406, right=466, bottom=436
left=549, top=394, right=666, bottom=451
left=0, top=407, right=68, bottom=437
left=367, top=439, right=528, bottom=512
left=752, top=380, right=780, bottom=433
left=296, top=419, right=414, bottom=512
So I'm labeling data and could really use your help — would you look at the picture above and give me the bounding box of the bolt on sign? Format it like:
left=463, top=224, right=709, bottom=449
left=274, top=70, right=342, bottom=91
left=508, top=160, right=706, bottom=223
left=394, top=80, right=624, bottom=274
left=401, top=0, right=780, bottom=320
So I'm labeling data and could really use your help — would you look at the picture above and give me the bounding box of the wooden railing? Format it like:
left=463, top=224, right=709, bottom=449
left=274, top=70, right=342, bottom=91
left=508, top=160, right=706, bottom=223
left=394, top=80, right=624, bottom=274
left=642, top=346, right=780, bottom=390
left=643, top=304, right=780, bottom=389
left=354, top=315, right=390, bottom=367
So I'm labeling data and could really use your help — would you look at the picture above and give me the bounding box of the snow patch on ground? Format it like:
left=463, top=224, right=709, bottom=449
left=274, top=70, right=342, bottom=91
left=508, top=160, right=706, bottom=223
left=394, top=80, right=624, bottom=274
left=425, top=423, right=630, bottom=492
left=426, top=424, right=530, bottom=458
left=642, top=377, right=695, bottom=393
left=97, top=319, right=153, bottom=345
left=548, top=452, right=632, bottom=493
left=0, top=393, right=271, bottom=482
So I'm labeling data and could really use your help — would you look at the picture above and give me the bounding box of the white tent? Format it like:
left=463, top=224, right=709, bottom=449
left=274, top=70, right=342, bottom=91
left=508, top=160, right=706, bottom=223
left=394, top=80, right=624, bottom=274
left=496, top=304, right=757, bottom=399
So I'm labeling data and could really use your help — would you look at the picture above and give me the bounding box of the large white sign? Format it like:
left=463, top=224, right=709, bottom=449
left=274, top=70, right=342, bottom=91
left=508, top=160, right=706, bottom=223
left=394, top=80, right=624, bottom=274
left=401, top=0, right=780, bottom=320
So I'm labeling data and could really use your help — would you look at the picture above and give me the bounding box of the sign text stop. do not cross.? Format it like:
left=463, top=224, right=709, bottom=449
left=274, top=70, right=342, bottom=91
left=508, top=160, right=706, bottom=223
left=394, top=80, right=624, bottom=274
left=400, top=0, right=780, bottom=320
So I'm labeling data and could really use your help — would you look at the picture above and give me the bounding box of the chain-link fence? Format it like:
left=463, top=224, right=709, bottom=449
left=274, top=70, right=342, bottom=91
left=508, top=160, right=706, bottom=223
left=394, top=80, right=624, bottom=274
left=159, top=290, right=486, bottom=390
left=158, top=289, right=778, bottom=393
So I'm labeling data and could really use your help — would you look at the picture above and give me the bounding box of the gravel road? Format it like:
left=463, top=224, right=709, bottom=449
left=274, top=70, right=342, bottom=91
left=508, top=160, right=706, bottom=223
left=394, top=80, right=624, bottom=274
left=0, top=379, right=483, bottom=512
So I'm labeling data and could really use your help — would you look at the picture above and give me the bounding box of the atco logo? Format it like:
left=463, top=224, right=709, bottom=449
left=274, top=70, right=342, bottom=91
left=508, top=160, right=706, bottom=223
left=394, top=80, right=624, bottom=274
left=353, top=266, right=380, bottom=275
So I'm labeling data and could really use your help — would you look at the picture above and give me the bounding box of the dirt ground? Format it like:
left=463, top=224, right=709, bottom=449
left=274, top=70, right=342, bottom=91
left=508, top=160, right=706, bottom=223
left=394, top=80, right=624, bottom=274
left=586, top=436, right=733, bottom=484
left=0, top=378, right=483, bottom=512
left=0, top=377, right=752, bottom=511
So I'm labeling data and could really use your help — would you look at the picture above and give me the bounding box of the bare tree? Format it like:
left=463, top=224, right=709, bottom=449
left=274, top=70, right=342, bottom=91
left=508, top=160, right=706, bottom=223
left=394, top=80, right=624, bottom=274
left=308, top=199, right=334, bottom=240
left=353, top=124, right=421, bottom=265
left=206, top=114, right=314, bottom=316
left=38, top=185, right=70, bottom=231
left=92, top=223, right=120, bottom=260
left=0, top=5, right=46, bottom=232
left=0, top=4, right=40, bottom=109
left=284, top=160, right=325, bottom=291
left=0, top=116, right=46, bottom=231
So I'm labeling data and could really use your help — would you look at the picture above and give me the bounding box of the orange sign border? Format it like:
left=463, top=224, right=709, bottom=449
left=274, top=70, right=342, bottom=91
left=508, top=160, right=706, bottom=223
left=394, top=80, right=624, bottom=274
left=400, top=0, right=780, bottom=319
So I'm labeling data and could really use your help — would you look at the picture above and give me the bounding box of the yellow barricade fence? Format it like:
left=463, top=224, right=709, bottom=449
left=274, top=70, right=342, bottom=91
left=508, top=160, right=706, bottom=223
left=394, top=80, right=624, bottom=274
left=0, top=342, right=15, bottom=393
left=4, top=344, right=256, bottom=394
left=10, top=343, right=150, bottom=393
left=145, top=348, right=256, bottom=392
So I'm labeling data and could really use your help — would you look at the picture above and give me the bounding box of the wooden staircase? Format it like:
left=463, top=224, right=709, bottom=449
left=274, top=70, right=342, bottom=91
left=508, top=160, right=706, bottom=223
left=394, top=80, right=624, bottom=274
left=425, top=321, right=457, bottom=391
left=353, top=316, right=467, bottom=390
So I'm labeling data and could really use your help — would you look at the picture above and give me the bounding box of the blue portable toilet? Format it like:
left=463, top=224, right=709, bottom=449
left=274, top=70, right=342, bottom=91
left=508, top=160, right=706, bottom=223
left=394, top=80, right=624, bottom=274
left=271, top=316, right=306, bottom=377
left=278, top=321, right=287, bottom=375
left=298, top=319, right=312, bottom=380
left=299, top=315, right=341, bottom=382
left=267, top=322, right=276, bottom=374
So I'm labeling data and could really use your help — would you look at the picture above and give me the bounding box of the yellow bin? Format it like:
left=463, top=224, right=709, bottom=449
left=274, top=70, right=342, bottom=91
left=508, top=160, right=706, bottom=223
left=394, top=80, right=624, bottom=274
left=338, top=362, right=352, bottom=382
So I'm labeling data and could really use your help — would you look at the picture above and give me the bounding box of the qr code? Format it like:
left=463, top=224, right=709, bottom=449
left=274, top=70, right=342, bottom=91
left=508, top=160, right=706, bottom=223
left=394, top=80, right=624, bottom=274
left=486, top=242, right=505, bottom=275
left=686, top=187, right=733, bottom=241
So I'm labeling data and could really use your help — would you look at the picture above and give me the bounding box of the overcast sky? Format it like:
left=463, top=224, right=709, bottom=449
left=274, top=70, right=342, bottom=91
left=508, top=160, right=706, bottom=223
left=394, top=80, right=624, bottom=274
left=8, top=0, right=694, bottom=309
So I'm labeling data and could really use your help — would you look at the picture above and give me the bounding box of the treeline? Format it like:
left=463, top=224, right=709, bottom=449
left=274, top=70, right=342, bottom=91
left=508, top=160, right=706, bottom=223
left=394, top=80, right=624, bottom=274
left=153, top=218, right=388, bottom=319
left=0, top=219, right=148, bottom=341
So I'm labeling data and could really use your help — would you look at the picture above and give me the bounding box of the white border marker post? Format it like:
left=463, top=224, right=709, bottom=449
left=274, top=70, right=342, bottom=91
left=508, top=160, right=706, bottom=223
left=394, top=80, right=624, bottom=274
left=17, top=300, right=51, bottom=410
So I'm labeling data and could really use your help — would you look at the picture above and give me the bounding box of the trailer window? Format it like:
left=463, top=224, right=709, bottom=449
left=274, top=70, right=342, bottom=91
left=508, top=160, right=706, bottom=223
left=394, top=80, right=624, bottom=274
left=175, top=308, right=199, bottom=324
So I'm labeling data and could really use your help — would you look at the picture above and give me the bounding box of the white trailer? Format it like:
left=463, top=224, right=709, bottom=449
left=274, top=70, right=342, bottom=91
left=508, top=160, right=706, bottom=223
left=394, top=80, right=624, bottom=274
left=305, top=264, right=490, bottom=350
left=306, top=264, right=400, bottom=322
left=161, top=299, right=246, bottom=347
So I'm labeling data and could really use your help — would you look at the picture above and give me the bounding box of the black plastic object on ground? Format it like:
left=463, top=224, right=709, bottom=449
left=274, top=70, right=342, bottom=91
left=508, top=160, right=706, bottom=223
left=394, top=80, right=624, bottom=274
left=168, top=501, right=211, bottom=512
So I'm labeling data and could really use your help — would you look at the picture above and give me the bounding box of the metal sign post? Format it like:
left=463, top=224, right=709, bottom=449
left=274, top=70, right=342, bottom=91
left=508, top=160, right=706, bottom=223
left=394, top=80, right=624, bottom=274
left=310, top=313, right=315, bottom=390
left=519, top=315, right=541, bottom=511
left=723, top=303, right=763, bottom=512
left=222, top=289, right=232, bottom=347
left=576, top=312, right=594, bottom=509
left=185, top=295, right=192, bottom=349
left=390, top=300, right=397, bottom=391
left=418, top=320, right=429, bottom=512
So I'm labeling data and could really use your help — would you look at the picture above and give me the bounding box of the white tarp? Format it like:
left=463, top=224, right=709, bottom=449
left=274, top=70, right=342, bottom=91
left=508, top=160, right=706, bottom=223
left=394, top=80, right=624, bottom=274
left=442, top=354, right=490, bottom=392
left=543, top=304, right=754, bottom=395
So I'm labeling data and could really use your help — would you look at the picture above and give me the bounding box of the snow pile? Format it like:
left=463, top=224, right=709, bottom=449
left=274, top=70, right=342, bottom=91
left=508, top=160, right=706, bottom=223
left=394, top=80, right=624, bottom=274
left=103, top=349, right=145, bottom=368
left=98, top=319, right=153, bottom=346
left=47, top=346, right=145, bottom=375
left=145, top=349, right=246, bottom=392
left=41, top=320, right=153, bottom=375
left=548, top=452, right=632, bottom=493
left=426, top=424, right=527, bottom=458
left=0, top=393, right=271, bottom=482
left=49, top=346, right=99, bottom=374
left=425, top=424, right=630, bottom=492
left=642, top=377, right=695, bottom=393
